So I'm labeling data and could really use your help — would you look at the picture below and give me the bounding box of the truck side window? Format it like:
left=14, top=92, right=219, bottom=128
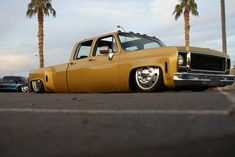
left=75, top=40, right=93, bottom=60
left=94, top=36, right=117, bottom=56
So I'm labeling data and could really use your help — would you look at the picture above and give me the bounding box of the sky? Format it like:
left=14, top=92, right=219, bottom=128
left=0, top=0, right=234, bottom=77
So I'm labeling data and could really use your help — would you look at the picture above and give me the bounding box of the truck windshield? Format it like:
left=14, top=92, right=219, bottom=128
left=118, top=32, right=165, bottom=51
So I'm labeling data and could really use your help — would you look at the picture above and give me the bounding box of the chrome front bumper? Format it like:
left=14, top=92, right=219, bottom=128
left=174, top=72, right=235, bottom=87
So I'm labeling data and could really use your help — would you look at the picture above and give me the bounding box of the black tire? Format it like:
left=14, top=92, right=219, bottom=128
left=31, top=80, right=45, bottom=93
left=134, top=67, right=164, bottom=92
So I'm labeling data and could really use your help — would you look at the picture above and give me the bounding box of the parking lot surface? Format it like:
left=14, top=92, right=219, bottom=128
left=0, top=90, right=235, bottom=157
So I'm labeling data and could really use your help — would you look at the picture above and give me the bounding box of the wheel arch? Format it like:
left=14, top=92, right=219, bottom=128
left=29, top=67, right=56, bottom=93
left=128, top=65, right=165, bottom=92
left=30, top=78, right=45, bottom=93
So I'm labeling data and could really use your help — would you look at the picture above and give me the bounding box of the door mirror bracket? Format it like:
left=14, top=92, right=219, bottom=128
left=108, top=53, right=115, bottom=60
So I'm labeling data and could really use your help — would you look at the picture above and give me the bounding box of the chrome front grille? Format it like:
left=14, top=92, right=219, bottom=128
left=190, top=53, right=226, bottom=72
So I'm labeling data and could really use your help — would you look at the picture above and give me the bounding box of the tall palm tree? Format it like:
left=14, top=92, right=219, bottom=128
left=173, top=0, right=199, bottom=51
left=220, top=0, right=227, bottom=53
left=26, top=0, right=56, bottom=68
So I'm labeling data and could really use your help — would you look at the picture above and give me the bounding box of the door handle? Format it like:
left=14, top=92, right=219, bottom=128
left=70, top=62, right=76, bottom=65
left=89, top=58, right=96, bottom=62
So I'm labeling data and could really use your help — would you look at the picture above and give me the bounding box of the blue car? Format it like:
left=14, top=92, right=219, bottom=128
left=0, top=76, right=29, bottom=92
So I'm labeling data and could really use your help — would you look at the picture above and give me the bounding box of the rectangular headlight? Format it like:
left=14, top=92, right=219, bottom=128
left=178, top=52, right=187, bottom=67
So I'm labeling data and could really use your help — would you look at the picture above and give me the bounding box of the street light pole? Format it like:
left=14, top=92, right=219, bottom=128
left=9, top=67, right=15, bottom=76
left=220, top=0, right=227, bottom=54
left=35, top=54, right=39, bottom=69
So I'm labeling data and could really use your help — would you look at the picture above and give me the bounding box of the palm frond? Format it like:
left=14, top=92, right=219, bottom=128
left=173, top=0, right=198, bottom=18
left=26, top=0, right=56, bottom=18
left=50, top=8, right=56, bottom=17
left=173, top=4, right=183, bottom=20
left=190, top=2, right=199, bottom=16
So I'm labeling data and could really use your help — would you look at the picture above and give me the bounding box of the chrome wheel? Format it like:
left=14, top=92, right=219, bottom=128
left=31, top=80, right=44, bottom=93
left=21, top=86, right=29, bottom=93
left=135, top=67, right=160, bottom=91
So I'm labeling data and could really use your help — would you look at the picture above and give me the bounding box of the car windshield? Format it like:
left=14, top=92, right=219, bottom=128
left=118, top=32, right=165, bottom=51
left=2, top=76, right=28, bottom=84
left=18, top=77, right=28, bottom=83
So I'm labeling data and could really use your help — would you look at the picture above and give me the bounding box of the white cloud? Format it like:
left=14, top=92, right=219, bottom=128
left=0, top=51, right=37, bottom=76
left=149, top=0, right=178, bottom=20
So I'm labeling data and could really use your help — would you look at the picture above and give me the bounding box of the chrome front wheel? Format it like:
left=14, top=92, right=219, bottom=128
left=135, top=67, right=164, bottom=92
left=21, top=86, right=29, bottom=93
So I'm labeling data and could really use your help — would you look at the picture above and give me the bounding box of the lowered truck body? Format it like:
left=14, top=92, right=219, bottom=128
left=29, top=32, right=235, bottom=93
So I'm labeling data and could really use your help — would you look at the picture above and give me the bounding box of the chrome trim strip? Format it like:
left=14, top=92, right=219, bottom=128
left=178, top=65, right=188, bottom=68
left=189, top=69, right=226, bottom=74
left=173, top=72, right=235, bottom=87
left=174, top=72, right=235, bottom=78
left=187, top=51, right=191, bottom=68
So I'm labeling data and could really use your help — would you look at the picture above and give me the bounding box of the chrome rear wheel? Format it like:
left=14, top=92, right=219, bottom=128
left=31, top=80, right=45, bottom=93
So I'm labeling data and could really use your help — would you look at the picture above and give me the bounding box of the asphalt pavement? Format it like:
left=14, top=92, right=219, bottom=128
left=0, top=90, right=235, bottom=157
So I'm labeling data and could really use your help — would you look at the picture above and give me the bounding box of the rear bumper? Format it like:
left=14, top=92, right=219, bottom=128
left=173, top=72, right=235, bottom=87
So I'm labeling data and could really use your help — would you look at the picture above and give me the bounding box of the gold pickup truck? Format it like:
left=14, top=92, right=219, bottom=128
left=29, top=31, right=235, bottom=93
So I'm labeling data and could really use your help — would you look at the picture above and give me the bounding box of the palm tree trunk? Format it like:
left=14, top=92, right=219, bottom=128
left=38, top=10, right=44, bottom=68
left=184, top=10, right=190, bottom=51
left=220, top=0, right=227, bottom=53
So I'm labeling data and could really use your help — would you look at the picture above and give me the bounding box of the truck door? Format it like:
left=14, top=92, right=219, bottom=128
left=67, top=40, right=93, bottom=92
left=87, top=35, right=119, bottom=92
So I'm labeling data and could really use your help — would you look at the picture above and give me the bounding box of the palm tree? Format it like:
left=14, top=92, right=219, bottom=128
left=173, top=0, right=199, bottom=51
left=26, top=0, right=56, bottom=68
left=220, top=0, right=227, bottom=53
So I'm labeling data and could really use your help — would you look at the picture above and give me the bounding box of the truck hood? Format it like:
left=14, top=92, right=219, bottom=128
left=174, top=46, right=229, bottom=58
left=124, top=46, right=229, bottom=59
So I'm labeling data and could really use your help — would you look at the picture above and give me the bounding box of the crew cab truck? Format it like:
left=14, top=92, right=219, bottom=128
left=29, top=31, right=235, bottom=93
left=0, top=76, right=29, bottom=92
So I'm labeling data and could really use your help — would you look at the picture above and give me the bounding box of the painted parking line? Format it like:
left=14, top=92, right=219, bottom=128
left=220, top=91, right=235, bottom=107
left=0, top=108, right=229, bottom=116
